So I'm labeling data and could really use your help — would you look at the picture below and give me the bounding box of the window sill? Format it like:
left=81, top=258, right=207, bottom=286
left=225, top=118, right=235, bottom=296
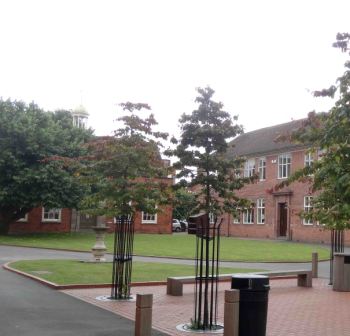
left=42, top=220, right=61, bottom=223
left=142, top=221, right=157, bottom=225
left=243, top=222, right=254, bottom=225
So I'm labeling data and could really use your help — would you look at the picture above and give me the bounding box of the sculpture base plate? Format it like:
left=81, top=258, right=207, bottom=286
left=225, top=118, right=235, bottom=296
left=176, top=323, right=224, bottom=334
left=95, top=295, right=136, bottom=302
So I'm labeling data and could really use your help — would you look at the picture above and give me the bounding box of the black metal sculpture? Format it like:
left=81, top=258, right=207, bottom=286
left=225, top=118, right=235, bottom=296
left=329, top=229, right=344, bottom=285
left=111, top=215, right=134, bottom=300
left=188, top=213, right=222, bottom=330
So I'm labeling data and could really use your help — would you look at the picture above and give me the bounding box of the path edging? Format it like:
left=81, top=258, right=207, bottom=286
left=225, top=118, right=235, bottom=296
left=2, top=262, right=167, bottom=290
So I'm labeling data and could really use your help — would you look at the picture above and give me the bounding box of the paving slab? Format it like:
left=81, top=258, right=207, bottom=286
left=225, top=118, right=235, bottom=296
left=63, top=279, right=350, bottom=336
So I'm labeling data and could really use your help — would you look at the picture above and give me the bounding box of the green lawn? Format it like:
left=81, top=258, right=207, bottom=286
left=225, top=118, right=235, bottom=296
left=10, top=259, right=263, bottom=285
left=0, top=233, right=330, bottom=262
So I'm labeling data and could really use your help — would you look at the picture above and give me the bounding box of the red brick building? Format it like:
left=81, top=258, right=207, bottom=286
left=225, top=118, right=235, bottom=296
left=10, top=195, right=173, bottom=235
left=10, top=174, right=173, bottom=235
left=8, top=107, right=173, bottom=235
left=220, top=119, right=350, bottom=246
left=10, top=207, right=73, bottom=234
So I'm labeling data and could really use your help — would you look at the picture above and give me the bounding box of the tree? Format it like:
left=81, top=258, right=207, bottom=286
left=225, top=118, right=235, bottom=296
left=167, top=87, right=253, bottom=218
left=80, top=102, right=171, bottom=218
left=278, top=33, right=350, bottom=230
left=79, top=102, right=171, bottom=300
left=172, top=187, right=197, bottom=220
left=166, top=87, right=254, bottom=331
left=0, top=99, right=92, bottom=235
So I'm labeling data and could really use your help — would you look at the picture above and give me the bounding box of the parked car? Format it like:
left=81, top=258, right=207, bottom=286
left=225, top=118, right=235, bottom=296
left=179, top=220, right=188, bottom=231
left=172, top=219, right=182, bottom=232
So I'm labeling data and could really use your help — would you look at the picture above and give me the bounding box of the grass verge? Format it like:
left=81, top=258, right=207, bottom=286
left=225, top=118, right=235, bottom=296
left=9, top=259, right=264, bottom=285
left=0, top=233, right=330, bottom=262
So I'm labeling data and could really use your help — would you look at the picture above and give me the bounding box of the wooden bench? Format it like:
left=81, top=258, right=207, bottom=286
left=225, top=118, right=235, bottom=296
left=166, top=270, right=312, bottom=296
left=167, top=275, right=232, bottom=296
left=254, top=270, right=312, bottom=288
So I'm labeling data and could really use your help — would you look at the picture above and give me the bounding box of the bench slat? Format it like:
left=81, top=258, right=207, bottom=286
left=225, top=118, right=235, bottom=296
left=167, top=270, right=312, bottom=296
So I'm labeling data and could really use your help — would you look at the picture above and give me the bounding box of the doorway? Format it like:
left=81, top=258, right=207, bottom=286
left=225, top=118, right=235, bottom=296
left=278, top=203, right=288, bottom=237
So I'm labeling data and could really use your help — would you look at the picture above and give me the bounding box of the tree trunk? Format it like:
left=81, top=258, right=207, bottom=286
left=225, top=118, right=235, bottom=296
left=0, top=207, right=30, bottom=235
left=0, top=221, right=11, bottom=235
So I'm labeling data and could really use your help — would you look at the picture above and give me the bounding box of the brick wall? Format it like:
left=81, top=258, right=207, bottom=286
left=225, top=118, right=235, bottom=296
left=9, top=207, right=72, bottom=234
left=221, top=149, right=350, bottom=246
left=105, top=177, right=173, bottom=235
left=105, top=205, right=172, bottom=234
left=134, top=205, right=172, bottom=234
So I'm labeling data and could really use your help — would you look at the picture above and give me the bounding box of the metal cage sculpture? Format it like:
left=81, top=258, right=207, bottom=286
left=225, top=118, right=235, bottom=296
left=188, top=214, right=222, bottom=330
left=329, top=229, right=344, bottom=285
left=111, top=215, right=134, bottom=300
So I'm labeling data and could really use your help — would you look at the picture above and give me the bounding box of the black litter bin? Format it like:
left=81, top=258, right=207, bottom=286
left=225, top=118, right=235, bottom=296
left=231, top=274, right=270, bottom=336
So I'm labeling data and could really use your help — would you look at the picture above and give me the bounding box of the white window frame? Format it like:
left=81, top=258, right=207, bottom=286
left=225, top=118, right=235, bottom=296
left=232, top=213, right=240, bottom=224
left=257, top=199, right=265, bottom=224
left=317, top=148, right=326, bottom=161
left=243, top=208, right=254, bottom=224
left=114, top=214, right=132, bottom=223
left=42, top=208, right=61, bottom=222
left=244, top=158, right=255, bottom=177
left=278, top=153, right=291, bottom=179
left=209, top=212, right=215, bottom=224
left=304, top=152, right=314, bottom=167
left=258, top=157, right=266, bottom=181
left=141, top=212, right=157, bottom=224
left=17, top=213, right=28, bottom=222
left=303, top=196, right=313, bottom=225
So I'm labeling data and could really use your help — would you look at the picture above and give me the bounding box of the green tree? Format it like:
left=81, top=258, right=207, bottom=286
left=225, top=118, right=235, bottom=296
left=172, top=188, right=197, bottom=220
left=80, top=102, right=171, bottom=218
left=77, top=102, right=171, bottom=300
left=278, top=33, right=350, bottom=230
left=166, top=87, right=253, bottom=218
left=0, top=99, right=92, bottom=235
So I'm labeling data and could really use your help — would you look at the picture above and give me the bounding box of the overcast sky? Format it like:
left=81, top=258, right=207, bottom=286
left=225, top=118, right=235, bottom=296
left=1, top=0, right=350, bottom=138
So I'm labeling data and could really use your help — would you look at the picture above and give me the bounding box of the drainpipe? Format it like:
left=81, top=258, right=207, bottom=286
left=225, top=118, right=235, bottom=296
left=227, top=213, right=231, bottom=237
left=287, top=201, right=292, bottom=241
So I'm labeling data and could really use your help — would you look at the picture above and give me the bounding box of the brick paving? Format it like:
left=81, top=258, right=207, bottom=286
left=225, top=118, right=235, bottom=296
left=62, top=279, right=350, bottom=336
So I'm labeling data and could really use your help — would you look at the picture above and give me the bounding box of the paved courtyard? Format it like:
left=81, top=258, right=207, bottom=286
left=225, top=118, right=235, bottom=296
left=63, top=278, right=350, bottom=336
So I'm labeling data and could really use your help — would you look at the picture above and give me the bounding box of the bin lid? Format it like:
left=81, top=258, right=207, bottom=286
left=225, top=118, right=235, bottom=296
left=334, top=253, right=350, bottom=257
left=231, top=273, right=269, bottom=290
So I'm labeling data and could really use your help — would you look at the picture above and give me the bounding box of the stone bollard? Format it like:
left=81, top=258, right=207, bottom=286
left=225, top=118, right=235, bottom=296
left=224, top=289, right=240, bottom=336
left=312, top=252, right=318, bottom=278
left=135, top=294, right=153, bottom=336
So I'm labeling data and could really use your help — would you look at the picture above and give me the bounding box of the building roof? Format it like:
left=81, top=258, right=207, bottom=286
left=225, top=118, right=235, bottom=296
left=72, top=104, right=89, bottom=117
left=228, top=119, right=307, bottom=157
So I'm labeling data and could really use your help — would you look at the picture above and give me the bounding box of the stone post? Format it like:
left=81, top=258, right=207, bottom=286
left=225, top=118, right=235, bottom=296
left=224, top=289, right=239, bottom=336
left=135, top=294, right=153, bottom=336
left=312, top=252, right=318, bottom=278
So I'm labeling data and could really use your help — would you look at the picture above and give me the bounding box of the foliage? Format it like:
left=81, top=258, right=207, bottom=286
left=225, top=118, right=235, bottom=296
left=172, top=188, right=197, bottom=220
left=166, top=87, right=253, bottom=218
left=278, top=33, right=350, bottom=230
left=79, top=102, right=171, bottom=218
left=0, top=99, right=92, bottom=234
